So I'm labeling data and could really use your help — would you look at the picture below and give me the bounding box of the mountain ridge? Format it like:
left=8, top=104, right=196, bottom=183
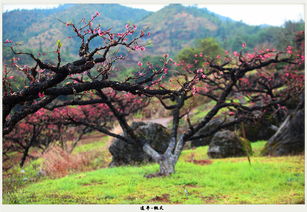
left=3, top=3, right=304, bottom=63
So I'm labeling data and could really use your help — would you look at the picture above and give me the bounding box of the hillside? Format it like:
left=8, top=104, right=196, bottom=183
left=3, top=4, right=150, bottom=57
left=3, top=139, right=304, bottom=204
left=3, top=3, right=304, bottom=62
left=137, top=4, right=258, bottom=55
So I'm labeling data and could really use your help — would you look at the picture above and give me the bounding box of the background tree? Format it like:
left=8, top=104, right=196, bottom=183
left=3, top=109, right=89, bottom=168
left=176, top=37, right=224, bottom=69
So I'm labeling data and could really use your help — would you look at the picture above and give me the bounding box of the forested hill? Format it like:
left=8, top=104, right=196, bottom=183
left=3, top=4, right=151, bottom=54
left=3, top=3, right=304, bottom=60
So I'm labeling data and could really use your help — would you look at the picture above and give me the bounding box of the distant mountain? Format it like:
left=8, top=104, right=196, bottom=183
left=136, top=4, right=259, bottom=55
left=3, top=3, right=304, bottom=64
left=3, top=4, right=151, bottom=55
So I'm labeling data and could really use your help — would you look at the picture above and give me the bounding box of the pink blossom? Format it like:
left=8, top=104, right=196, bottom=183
left=216, top=55, right=221, bottom=59
left=134, top=45, right=145, bottom=51
left=233, top=51, right=239, bottom=57
left=191, top=87, right=197, bottom=95
left=5, top=39, right=13, bottom=43
left=97, top=29, right=104, bottom=36
left=229, top=111, right=235, bottom=116
left=8, top=76, right=14, bottom=79
left=246, top=53, right=255, bottom=59
left=38, top=92, right=45, bottom=98
left=125, top=24, right=130, bottom=29
left=301, top=55, right=305, bottom=61
left=95, top=11, right=101, bottom=16
left=241, top=43, right=246, bottom=48
left=147, top=32, right=151, bottom=36
left=137, top=62, right=143, bottom=66
left=286, top=46, right=293, bottom=54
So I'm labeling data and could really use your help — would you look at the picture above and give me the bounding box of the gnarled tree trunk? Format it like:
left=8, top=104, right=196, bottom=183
left=143, top=137, right=181, bottom=177
left=158, top=156, right=176, bottom=176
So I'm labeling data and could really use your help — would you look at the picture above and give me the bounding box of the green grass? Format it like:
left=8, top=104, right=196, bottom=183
left=190, top=101, right=232, bottom=124
left=72, top=136, right=109, bottom=154
left=251, top=140, right=267, bottom=156
left=3, top=142, right=304, bottom=204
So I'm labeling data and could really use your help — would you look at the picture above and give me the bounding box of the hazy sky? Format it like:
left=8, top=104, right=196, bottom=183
left=2, top=3, right=305, bottom=26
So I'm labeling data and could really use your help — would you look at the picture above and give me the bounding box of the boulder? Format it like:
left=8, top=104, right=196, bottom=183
left=192, top=116, right=280, bottom=145
left=243, top=119, right=277, bottom=142
left=191, top=117, right=235, bottom=147
left=109, top=122, right=171, bottom=167
left=262, top=96, right=304, bottom=156
left=208, top=130, right=251, bottom=158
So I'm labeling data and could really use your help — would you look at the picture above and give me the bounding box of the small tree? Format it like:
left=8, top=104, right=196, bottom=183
left=3, top=109, right=89, bottom=167
left=176, top=37, right=224, bottom=69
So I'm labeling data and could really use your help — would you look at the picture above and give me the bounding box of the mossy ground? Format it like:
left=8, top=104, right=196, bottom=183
left=3, top=140, right=304, bottom=204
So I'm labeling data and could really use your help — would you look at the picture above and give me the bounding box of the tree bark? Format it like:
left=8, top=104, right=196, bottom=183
left=158, top=156, right=176, bottom=176
left=20, top=135, right=36, bottom=167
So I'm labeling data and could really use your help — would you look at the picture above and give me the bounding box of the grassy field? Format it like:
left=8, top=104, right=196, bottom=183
left=3, top=140, right=305, bottom=204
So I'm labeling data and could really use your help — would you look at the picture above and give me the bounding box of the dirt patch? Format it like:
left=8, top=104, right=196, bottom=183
left=295, top=200, right=305, bottom=204
left=201, top=196, right=217, bottom=203
left=125, top=195, right=145, bottom=201
left=79, top=132, right=106, bottom=144
left=47, top=194, right=74, bottom=199
left=201, top=195, right=226, bottom=204
left=150, top=194, right=170, bottom=202
left=82, top=181, right=106, bottom=186
left=125, top=196, right=137, bottom=201
left=145, top=172, right=169, bottom=178
left=187, top=159, right=213, bottom=165
left=184, top=183, right=200, bottom=188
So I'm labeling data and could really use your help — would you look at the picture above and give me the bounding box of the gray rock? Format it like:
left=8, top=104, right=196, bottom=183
left=208, top=130, right=251, bottom=158
left=262, top=97, right=304, bottom=156
left=191, top=117, right=235, bottom=147
left=243, top=117, right=279, bottom=142
left=109, top=122, right=171, bottom=167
